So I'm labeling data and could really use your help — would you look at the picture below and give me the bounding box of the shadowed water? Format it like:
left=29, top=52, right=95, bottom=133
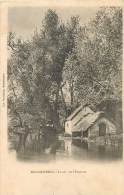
left=9, top=134, right=123, bottom=162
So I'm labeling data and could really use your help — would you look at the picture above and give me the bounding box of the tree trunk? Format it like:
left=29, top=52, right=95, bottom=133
left=17, top=134, right=23, bottom=152
left=11, top=83, right=31, bottom=153
left=54, top=83, right=61, bottom=130
left=70, top=81, right=74, bottom=111
left=60, top=86, right=67, bottom=117
left=17, top=128, right=29, bottom=153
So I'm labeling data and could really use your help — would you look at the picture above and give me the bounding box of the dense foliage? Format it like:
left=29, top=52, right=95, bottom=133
left=8, top=7, right=122, bottom=150
left=63, top=7, right=122, bottom=109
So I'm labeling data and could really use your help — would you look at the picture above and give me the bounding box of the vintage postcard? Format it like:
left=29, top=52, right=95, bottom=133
left=0, top=0, right=124, bottom=195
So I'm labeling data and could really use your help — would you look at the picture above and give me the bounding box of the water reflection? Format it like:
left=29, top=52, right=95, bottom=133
left=9, top=135, right=123, bottom=162
left=64, top=139, right=72, bottom=156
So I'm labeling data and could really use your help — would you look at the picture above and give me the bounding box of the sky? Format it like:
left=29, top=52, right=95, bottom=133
left=8, top=7, right=99, bottom=40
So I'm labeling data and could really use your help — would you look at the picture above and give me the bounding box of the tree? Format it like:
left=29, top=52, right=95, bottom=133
left=33, top=11, right=80, bottom=125
left=63, top=7, right=122, bottom=108
left=8, top=10, right=81, bottom=151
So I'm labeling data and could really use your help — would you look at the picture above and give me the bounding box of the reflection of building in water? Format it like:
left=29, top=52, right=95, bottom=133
left=64, top=139, right=72, bottom=156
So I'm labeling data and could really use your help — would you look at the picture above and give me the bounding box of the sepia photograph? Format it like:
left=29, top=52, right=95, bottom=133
left=7, top=6, right=123, bottom=162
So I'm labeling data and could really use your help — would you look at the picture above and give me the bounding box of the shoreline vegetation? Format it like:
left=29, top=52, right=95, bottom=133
left=8, top=7, right=122, bottom=158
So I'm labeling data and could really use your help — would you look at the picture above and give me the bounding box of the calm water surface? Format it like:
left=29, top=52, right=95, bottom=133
left=9, top=136, right=123, bottom=162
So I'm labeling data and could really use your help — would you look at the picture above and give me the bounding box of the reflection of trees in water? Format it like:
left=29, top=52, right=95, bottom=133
left=9, top=133, right=122, bottom=161
left=32, top=135, right=58, bottom=155
left=12, top=125, right=59, bottom=156
left=41, top=126, right=58, bottom=154
left=72, top=139, right=88, bottom=150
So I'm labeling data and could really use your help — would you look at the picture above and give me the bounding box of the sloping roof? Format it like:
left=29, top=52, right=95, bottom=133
left=72, top=112, right=104, bottom=132
left=66, top=104, right=94, bottom=121
left=66, top=105, right=82, bottom=121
